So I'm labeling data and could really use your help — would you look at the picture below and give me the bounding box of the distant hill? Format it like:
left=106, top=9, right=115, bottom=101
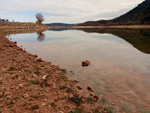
left=78, top=0, right=150, bottom=26
left=46, top=23, right=73, bottom=26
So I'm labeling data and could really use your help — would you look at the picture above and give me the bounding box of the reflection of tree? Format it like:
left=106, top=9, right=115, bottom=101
left=37, top=32, right=45, bottom=41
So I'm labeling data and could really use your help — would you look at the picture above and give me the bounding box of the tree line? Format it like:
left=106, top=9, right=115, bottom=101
left=0, top=18, right=9, bottom=22
left=0, top=13, right=44, bottom=23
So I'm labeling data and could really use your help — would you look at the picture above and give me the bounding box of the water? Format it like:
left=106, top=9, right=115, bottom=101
left=8, top=29, right=150, bottom=112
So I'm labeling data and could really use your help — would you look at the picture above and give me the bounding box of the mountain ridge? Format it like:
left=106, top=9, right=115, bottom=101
left=78, top=0, right=150, bottom=26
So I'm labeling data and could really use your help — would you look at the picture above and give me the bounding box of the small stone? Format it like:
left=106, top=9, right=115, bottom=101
left=93, top=95, right=99, bottom=100
left=41, top=103, right=45, bottom=106
left=76, top=86, right=82, bottom=90
left=54, top=99, right=58, bottom=102
left=33, top=74, right=38, bottom=78
left=52, top=83, right=56, bottom=88
left=64, top=93, right=67, bottom=96
left=42, top=75, right=47, bottom=80
left=90, top=93, right=93, bottom=96
left=87, top=86, right=94, bottom=92
left=33, top=54, right=38, bottom=58
left=37, top=58, right=42, bottom=62
left=2, top=68, right=7, bottom=71
left=9, top=45, right=14, bottom=47
left=19, top=84, right=23, bottom=88
left=14, top=41, right=17, bottom=44
left=48, top=104, right=52, bottom=108
left=23, top=94, right=29, bottom=98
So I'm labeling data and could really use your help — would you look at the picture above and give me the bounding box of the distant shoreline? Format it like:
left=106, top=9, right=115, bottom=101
left=71, top=25, right=150, bottom=29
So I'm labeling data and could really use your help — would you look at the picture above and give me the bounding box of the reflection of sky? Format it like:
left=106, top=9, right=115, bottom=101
left=10, top=33, right=40, bottom=42
left=9, top=30, right=150, bottom=75
left=10, top=30, right=127, bottom=45
left=10, top=32, right=61, bottom=42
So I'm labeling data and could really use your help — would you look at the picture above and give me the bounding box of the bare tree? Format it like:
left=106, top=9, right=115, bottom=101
left=35, top=13, right=44, bottom=23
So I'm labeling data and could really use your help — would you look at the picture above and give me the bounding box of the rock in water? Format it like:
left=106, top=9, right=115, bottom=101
left=82, top=60, right=90, bottom=67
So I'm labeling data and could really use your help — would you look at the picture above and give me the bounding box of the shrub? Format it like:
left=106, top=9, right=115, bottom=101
left=8, top=67, right=16, bottom=71
left=119, top=104, right=132, bottom=113
left=31, top=105, right=39, bottom=110
left=59, top=85, right=67, bottom=90
left=69, top=95, right=83, bottom=106
left=50, top=102, right=57, bottom=107
left=66, top=88, right=73, bottom=93
left=104, top=106, right=114, bottom=113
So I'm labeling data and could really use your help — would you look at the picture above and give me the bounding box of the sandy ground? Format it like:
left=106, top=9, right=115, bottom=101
left=0, top=35, right=110, bottom=113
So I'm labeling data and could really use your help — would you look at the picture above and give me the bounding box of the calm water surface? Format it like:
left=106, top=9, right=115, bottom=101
left=9, top=29, right=150, bottom=112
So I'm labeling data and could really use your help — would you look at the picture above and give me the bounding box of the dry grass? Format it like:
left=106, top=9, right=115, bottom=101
left=0, top=21, right=51, bottom=35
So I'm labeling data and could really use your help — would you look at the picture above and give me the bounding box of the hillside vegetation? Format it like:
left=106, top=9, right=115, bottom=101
left=79, top=0, right=150, bottom=26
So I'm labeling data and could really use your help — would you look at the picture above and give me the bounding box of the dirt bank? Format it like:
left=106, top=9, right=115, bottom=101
left=0, top=35, right=110, bottom=113
left=0, top=21, right=50, bottom=35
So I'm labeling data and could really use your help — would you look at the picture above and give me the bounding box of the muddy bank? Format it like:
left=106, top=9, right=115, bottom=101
left=0, top=35, right=111, bottom=113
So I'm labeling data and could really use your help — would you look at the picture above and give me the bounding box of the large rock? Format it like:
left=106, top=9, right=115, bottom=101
left=82, top=60, right=90, bottom=67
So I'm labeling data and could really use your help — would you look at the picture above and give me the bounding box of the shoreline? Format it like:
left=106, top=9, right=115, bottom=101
left=0, top=21, right=51, bottom=35
left=0, top=35, right=108, bottom=113
left=72, top=25, right=150, bottom=29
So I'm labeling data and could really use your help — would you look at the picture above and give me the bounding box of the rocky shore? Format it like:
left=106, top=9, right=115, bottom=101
left=0, top=34, right=110, bottom=113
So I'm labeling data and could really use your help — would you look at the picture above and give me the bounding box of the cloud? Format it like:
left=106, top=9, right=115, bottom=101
left=0, top=0, right=144, bottom=23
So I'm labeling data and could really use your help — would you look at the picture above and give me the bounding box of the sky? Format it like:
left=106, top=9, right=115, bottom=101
left=0, top=0, right=144, bottom=24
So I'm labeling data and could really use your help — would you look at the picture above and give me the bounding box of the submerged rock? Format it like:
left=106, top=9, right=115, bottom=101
left=82, top=60, right=90, bottom=67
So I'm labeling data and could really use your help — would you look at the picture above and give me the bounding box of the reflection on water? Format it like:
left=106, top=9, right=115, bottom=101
left=77, top=28, right=150, bottom=54
left=9, top=29, right=150, bottom=112
left=37, top=32, right=45, bottom=41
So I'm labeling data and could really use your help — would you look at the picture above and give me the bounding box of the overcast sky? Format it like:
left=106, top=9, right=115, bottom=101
left=0, top=0, right=144, bottom=23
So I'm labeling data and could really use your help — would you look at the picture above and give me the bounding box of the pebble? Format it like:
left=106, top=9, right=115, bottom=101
left=2, top=68, right=7, bottom=71
left=64, top=93, right=67, bottom=96
left=42, top=75, right=47, bottom=80
left=41, top=103, right=45, bottom=106
left=87, top=86, right=94, bottom=92
left=19, top=84, right=23, bottom=88
left=76, top=86, right=82, bottom=90
left=23, top=94, right=29, bottom=98
left=37, top=58, right=42, bottom=62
